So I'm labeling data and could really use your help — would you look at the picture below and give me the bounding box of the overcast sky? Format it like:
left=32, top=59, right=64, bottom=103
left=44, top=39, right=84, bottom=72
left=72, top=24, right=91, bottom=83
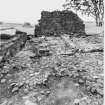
left=0, top=0, right=94, bottom=24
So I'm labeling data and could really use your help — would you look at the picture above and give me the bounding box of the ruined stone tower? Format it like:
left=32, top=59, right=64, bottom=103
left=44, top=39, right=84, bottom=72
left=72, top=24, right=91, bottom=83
left=35, top=10, right=85, bottom=36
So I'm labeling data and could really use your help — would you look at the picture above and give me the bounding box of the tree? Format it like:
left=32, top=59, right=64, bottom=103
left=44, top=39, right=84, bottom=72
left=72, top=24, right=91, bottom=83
left=63, top=0, right=104, bottom=26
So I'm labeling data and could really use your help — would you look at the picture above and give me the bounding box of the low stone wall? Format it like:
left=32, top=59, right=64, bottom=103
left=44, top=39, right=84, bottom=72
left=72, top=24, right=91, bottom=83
left=0, top=32, right=27, bottom=64
left=35, top=10, right=85, bottom=36
left=0, top=34, right=15, bottom=40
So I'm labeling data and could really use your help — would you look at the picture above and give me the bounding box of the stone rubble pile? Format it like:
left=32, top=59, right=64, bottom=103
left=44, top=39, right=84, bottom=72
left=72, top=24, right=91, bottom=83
left=0, top=34, right=103, bottom=105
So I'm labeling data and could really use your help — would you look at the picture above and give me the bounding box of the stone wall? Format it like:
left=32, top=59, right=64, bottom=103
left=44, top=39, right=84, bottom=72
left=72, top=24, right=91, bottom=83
left=35, top=10, right=85, bottom=36
left=0, top=32, right=27, bottom=64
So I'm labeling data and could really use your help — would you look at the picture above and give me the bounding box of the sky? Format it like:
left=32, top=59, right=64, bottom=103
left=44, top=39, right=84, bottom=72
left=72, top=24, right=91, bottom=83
left=0, top=0, right=94, bottom=24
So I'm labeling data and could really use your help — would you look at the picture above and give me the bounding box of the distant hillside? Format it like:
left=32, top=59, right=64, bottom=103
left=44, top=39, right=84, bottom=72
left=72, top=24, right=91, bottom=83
left=0, top=22, right=34, bottom=35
